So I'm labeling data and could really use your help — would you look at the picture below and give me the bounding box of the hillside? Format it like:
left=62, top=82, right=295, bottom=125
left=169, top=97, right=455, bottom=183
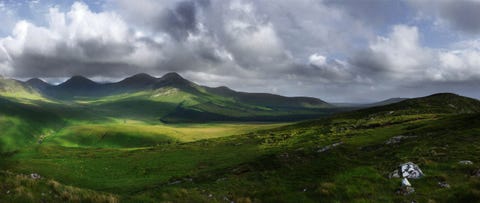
left=340, top=93, right=480, bottom=119
left=2, top=93, right=480, bottom=202
left=24, top=73, right=336, bottom=122
left=0, top=78, right=45, bottom=101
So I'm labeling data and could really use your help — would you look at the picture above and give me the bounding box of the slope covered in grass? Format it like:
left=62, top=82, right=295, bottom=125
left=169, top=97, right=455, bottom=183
left=42, top=122, right=287, bottom=148
left=2, top=93, right=480, bottom=202
left=344, top=93, right=480, bottom=118
left=0, top=170, right=118, bottom=202
left=0, top=97, right=63, bottom=153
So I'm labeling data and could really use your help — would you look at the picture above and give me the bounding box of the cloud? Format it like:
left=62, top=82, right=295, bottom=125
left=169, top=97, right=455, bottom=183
left=1, top=1, right=480, bottom=102
left=408, top=0, right=480, bottom=34
left=309, top=54, right=327, bottom=67
left=352, top=24, right=480, bottom=83
left=324, top=0, right=409, bottom=27
left=352, top=25, right=432, bottom=80
left=0, top=2, right=145, bottom=77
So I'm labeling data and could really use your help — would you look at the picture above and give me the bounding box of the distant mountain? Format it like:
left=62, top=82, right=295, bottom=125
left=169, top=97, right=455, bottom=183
left=363, top=97, right=408, bottom=107
left=20, top=72, right=335, bottom=122
left=26, top=78, right=52, bottom=91
left=107, top=73, right=158, bottom=92
left=0, top=78, right=43, bottom=100
left=332, top=98, right=408, bottom=108
left=58, top=75, right=100, bottom=89
left=206, top=86, right=331, bottom=109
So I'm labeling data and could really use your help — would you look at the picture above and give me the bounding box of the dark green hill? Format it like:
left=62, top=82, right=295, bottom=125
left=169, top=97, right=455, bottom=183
left=342, top=93, right=480, bottom=119
left=25, top=78, right=52, bottom=91
left=207, top=86, right=331, bottom=109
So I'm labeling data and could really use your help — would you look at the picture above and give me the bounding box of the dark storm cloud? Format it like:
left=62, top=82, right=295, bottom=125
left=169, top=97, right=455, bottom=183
left=324, top=0, right=409, bottom=26
left=164, top=1, right=199, bottom=40
left=196, top=0, right=210, bottom=8
left=10, top=52, right=139, bottom=78
left=75, top=39, right=135, bottom=59
left=408, top=0, right=480, bottom=34
left=438, top=1, right=480, bottom=34
left=350, top=50, right=388, bottom=74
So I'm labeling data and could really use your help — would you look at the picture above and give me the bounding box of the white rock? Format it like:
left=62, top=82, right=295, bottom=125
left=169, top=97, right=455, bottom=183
left=399, top=162, right=424, bottom=179
left=30, top=173, right=41, bottom=179
left=459, top=160, right=473, bottom=165
left=402, top=178, right=411, bottom=187
left=438, top=181, right=450, bottom=188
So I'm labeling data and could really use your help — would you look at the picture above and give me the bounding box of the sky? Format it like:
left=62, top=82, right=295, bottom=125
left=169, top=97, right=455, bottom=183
left=1, top=0, right=480, bottom=102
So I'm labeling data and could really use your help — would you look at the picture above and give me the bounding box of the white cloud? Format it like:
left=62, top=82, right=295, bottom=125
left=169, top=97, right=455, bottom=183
left=368, top=25, right=432, bottom=78
left=308, top=54, right=327, bottom=67
left=355, top=24, right=480, bottom=83
left=435, top=47, right=480, bottom=81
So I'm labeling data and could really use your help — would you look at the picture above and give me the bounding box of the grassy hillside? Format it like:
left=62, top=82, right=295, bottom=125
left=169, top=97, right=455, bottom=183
left=0, top=97, right=63, bottom=153
left=0, top=170, right=117, bottom=202
left=1, top=93, right=480, bottom=202
left=339, top=93, right=480, bottom=119
left=0, top=78, right=47, bottom=102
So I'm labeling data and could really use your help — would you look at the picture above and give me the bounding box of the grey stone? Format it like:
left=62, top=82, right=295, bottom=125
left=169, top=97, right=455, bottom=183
left=317, top=142, right=343, bottom=153
left=389, top=169, right=401, bottom=178
left=459, top=160, right=473, bottom=165
left=391, top=162, right=424, bottom=179
left=438, top=181, right=450, bottom=188
left=472, top=169, right=480, bottom=177
left=30, top=173, right=41, bottom=180
left=385, top=135, right=416, bottom=145
left=396, top=186, right=415, bottom=196
left=402, top=178, right=411, bottom=187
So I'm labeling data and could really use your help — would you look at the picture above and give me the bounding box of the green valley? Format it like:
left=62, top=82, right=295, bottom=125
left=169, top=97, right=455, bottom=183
left=1, top=74, right=480, bottom=202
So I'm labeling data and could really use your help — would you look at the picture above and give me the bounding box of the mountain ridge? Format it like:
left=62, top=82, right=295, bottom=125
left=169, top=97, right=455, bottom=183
left=25, top=72, right=329, bottom=104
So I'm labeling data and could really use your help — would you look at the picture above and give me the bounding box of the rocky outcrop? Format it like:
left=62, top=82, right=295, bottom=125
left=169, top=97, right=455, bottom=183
left=389, top=162, right=424, bottom=179
left=391, top=162, right=424, bottom=196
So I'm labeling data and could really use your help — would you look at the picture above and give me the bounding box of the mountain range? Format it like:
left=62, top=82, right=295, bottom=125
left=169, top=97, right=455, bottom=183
left=5, top=72, right=333, bottom=122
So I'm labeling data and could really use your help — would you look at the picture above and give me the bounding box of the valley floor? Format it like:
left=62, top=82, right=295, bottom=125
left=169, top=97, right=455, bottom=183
left=2, top=113, right=480, bottom=202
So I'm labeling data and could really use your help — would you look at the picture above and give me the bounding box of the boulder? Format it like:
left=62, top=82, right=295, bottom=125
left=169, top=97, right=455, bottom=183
left=459, top=160, right=473, bottom=165
left=438, top=181, right=450, bottom=188
left=30, top=173, right=41, bottom=179
left=396, top=186, right=415, bottom=196
left=402, top=178, right=411, bottom=187
left=389, top=169, right=401, bottom=178
left=391, top=162, right=424, bottom=179
left=472, top=169, right=480, bottom=177
left=385, top=135, right=416, bottom=145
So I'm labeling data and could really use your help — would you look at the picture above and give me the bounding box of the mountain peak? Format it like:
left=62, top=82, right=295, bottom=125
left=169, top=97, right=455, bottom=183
left=59, top=75, right=99, bottom=88
left=154, top=72, right=195, bottom=90
left=132, top=73, right=156, bottom=79
left=120, top=73, right=157, bottom=84
left=425, top=92, right=459, bottom=98
left=161, top=72, right=183, bottom=80
left=26, top=78, right=48, bottom=84
left=26, top=78, right=51, bottom=90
